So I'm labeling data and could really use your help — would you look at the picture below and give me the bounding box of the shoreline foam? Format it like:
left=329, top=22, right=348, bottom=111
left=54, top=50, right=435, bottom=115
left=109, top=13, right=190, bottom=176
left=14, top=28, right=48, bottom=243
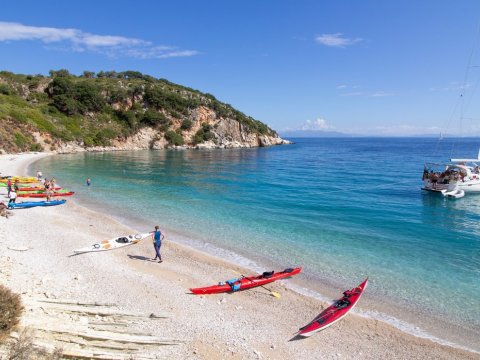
left=0, top=152, right=478, bottom=359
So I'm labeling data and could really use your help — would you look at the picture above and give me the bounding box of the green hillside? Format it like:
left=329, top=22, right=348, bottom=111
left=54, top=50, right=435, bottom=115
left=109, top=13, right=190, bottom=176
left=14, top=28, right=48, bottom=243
left=0, top=70, right=276, bottom=153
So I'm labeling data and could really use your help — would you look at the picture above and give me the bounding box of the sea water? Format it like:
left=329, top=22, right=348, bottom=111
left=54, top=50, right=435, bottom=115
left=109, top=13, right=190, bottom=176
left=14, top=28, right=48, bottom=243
left=32, top=138, right=480, bottom=350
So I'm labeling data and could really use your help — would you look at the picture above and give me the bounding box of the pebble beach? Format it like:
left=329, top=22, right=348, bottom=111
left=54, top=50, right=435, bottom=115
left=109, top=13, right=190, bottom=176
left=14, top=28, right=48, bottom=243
left=0, top=152, right=478, bottom=360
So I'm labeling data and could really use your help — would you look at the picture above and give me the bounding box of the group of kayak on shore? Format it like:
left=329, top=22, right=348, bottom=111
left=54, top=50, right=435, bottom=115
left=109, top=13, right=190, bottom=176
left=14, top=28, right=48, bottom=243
left=1, top=172, right=368, bottom=338
left=3, top=173, right=57, bottom=204
left=0, top=171, right=72, bottom=214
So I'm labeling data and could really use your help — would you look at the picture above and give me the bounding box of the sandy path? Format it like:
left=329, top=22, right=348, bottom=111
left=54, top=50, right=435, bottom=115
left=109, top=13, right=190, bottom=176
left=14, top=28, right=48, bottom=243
left=0, top=153, right=478, bottom=359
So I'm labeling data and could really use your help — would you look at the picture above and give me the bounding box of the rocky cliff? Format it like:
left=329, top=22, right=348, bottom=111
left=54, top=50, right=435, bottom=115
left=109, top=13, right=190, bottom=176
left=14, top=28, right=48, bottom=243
left=0, top=70, right=290, bottom=154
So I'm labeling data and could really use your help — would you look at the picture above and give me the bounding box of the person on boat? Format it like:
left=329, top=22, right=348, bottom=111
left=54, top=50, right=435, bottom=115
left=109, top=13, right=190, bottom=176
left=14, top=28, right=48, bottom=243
left=430, top=172, right=439, bottom=189
left=152, top=225, right=164, bottom=263
left=8, top=189, right=17, bottom=205
left=422, top=168, right=429, bottom=180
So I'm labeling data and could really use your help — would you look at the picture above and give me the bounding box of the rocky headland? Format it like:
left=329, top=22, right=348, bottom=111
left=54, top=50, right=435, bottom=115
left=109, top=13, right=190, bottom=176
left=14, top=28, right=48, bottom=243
left=0, top=70, right=290, bottom=154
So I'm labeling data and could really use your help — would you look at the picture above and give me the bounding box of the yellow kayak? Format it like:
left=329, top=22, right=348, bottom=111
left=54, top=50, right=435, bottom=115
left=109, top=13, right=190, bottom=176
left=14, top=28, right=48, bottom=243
left=0, top=176, right=38, bottom=183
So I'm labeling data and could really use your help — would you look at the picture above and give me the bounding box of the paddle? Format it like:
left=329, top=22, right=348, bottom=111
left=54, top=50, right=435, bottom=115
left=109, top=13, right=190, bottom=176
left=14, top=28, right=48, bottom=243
left=239, top=273, right=281, bottom=298
left=260, top=285, right=281, bottom=298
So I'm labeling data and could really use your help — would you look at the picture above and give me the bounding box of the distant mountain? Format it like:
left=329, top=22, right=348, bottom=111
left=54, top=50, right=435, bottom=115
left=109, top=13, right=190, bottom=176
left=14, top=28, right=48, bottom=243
left=279, top=130, right=350, bottom=138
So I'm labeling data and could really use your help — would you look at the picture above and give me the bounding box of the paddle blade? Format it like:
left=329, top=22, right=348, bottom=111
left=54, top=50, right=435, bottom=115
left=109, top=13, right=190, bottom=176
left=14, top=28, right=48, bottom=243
left=271, top=291, right=281, bottom=298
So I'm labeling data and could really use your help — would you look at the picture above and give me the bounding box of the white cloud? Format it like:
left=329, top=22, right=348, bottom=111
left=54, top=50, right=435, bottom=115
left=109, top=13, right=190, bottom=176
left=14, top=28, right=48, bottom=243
left=337, top=89, right=393, bottom=97
left=0, top=21, right=198, bottom=59
left=370, top=91, right=393, bottom=97
left=429, top=82, right=470, bottom=92
left=301, top=118, right=335, bottom=131
left=315, top=33, right=362, bottom=47
left=339, top=91, right=364, bottom=97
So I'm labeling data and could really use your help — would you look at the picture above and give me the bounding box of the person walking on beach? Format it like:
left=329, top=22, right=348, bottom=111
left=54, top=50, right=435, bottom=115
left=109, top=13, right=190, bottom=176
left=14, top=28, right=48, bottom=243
left=152, top=225, right=164, bottom=263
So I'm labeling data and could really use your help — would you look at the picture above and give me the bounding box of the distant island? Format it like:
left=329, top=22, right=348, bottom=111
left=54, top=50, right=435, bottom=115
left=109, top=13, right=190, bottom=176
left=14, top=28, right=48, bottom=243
left=0, top=70, right=289, bottom=154
left=280, top=130, right=478, bottom=138
left=280, top=130, right=350, bottom=138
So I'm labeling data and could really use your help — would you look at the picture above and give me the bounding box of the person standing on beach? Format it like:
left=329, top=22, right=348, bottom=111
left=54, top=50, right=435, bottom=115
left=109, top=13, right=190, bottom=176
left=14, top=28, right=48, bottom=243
left=86, top=178, right=91, bottom=186
left=8, top=189, right=17, bottom=205
left=13, top=180, right=20, bottom=192
left=6, top=178, right=11, bottom=197
left=36, top=170, right=43, bottom=180
left=152, top=225, right=164, bottom=263
left=44, top=180, right=52, bottom=201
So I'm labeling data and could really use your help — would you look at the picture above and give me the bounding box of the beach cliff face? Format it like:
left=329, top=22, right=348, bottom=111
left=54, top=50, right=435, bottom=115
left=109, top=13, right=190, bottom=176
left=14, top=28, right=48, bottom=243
left=0, top=71, right=290, bottom=154
left=51, top=106, right=290, bottom=154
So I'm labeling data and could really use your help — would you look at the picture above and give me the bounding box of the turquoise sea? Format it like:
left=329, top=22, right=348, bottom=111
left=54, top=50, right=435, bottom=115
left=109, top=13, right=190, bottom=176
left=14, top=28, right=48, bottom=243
left=32, top=138, right=480, bottom=350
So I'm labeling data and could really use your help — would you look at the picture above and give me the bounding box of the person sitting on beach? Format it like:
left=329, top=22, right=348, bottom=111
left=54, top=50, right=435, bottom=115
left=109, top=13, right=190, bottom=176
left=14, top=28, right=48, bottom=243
left=152, top=225, right=164, bottom=263
left=0, top=202, right=12, bottom=219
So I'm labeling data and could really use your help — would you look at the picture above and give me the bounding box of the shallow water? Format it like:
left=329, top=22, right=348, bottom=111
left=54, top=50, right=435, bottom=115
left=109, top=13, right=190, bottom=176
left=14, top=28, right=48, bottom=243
left=33, top=137, right=480, bottom=350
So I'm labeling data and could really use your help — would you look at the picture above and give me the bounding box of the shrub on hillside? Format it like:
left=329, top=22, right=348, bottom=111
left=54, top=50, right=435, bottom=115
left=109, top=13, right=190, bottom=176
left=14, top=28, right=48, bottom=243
left=144, top=86, right=189, bottom=116
left=47, top=77, right=105, bottom=115
left=0, top=83, right=15, bottom=95
left=141, top=110, right=167, bottom=127
left=180, top=119, right=193, bottom=131
left=193, top=123, right=216, bottom=145
left=0, top=284, right=22, bottom=340
left=164, top=130, right=184, bottom=146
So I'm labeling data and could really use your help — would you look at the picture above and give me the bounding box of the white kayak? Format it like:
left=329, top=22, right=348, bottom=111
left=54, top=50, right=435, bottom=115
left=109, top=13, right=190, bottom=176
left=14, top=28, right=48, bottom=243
left=73, top=233, right=152, bottom=254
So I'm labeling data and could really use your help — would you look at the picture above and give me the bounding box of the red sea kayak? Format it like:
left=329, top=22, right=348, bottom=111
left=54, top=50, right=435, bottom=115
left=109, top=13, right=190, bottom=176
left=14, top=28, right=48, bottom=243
left=16, top=186, right=62, bottom=191
left=190, top=267, right=302, bottom=295
left=297, top=278, right=368, bottom=337
left=17, top=191, right=75, bottom=198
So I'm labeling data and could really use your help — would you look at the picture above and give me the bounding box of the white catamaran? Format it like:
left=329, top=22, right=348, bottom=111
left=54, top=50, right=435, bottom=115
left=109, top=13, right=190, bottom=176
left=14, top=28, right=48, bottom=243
left=422, top=149, right=480, bottom=198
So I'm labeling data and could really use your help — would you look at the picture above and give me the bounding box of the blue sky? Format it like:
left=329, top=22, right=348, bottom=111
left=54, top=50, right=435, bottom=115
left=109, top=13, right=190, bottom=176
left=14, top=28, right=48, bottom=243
left=1, top=1, right=480, bottom=136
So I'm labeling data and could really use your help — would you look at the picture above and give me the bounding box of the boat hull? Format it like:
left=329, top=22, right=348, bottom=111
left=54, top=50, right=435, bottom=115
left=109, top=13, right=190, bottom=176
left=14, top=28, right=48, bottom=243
left=190, top=267, right=302, bottom=295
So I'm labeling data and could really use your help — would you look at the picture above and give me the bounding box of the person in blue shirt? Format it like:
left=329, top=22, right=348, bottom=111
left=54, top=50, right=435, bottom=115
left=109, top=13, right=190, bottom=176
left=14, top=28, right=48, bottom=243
left=152, top=225, right=164, bottom=263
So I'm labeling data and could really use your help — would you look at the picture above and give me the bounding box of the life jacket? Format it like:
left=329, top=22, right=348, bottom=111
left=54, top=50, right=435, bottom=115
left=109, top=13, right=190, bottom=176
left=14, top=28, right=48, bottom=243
left=226, top=278, right=242, bottom=291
